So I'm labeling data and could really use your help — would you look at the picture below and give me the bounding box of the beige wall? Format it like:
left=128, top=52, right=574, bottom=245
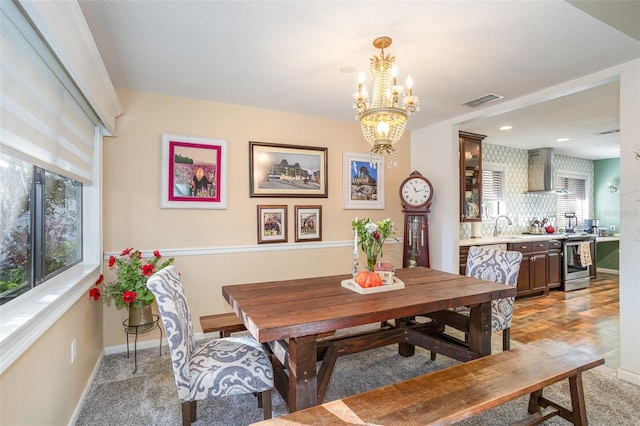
left=0, top=296, right=103, bottom=425
left=102, top=88, right=410, bottom=347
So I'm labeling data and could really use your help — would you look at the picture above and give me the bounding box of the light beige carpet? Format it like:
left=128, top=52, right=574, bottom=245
left=77, top=330, right=639, bottom=425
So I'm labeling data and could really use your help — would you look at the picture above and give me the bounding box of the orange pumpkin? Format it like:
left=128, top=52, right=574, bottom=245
left=354, top=271, right=383, bottom=288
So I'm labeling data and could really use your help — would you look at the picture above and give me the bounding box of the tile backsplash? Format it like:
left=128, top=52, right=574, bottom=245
left=459, top=143, right=594, bottom=239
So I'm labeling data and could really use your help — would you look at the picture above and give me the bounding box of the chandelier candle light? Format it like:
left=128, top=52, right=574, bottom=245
left=353, top=216, right=359, bottom=276
left=353, top=36, right=419, bottom=168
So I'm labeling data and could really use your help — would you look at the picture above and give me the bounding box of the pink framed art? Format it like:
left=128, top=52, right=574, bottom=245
left=160, top=134, right=228, bottom=209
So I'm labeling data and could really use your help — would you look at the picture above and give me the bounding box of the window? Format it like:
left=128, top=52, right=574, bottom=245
left=482, top=164, right=506, bottom=220
left=556, top=173, right=588, bottom=228
left=0, top=154, right=32, bottom=303
left=0, top=0, right=118, bottom=372
left=0, top=152, right=82, bottom=305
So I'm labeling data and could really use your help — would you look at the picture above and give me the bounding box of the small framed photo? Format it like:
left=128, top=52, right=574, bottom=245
left=161, top=134, right=227, bottom=209
left=249, top=141, right=328, bottom=198
left=343, top=152, right=385, bottom=209
left=257, top=205, right=288, bottom=244
left=294, top=205, right=322, bottom=242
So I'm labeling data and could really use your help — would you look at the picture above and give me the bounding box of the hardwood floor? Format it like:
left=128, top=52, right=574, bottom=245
left=510, top=272, right=620, bottom=375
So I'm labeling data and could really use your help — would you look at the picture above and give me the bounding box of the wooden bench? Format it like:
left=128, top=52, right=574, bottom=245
left=199, top=312, right=246, bottom=338
left=252, top=339, right=604, bottom=425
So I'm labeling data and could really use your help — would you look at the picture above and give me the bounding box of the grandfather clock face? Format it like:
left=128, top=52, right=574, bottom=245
left=399, top=172, right=433, bottom=211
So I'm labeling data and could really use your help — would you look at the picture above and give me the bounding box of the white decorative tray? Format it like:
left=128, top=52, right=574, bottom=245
left=341, top=276, right=405, bottom=294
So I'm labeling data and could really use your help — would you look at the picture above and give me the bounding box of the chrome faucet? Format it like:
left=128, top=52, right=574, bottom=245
left=493, top=215, right=512, bottom=237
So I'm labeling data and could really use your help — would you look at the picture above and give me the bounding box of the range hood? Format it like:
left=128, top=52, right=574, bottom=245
left=526, top=148, right=568, bottom=194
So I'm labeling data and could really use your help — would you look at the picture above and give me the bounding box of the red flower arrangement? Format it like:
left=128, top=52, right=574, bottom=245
left=90, top=248, right=174, bottom=309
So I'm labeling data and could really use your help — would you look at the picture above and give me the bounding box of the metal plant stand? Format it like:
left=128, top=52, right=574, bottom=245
left=123, top=314, right=162, bottom=374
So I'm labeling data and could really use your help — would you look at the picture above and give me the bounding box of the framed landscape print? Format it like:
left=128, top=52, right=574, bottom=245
left=249, top=141, right=328, bottom=198
left=342, top=152, right=385, bottom=209
left=161, top=134, right=228, bottom=209
left=294, top=205, right=322, bottom=242
left=257, top=205, right=287, bottom=244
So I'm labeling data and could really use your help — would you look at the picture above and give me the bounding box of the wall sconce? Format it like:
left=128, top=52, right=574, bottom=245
left=607, top=182, right=618, bottom=193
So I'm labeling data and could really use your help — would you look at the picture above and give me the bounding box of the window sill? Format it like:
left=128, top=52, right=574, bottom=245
left=0, top=263, right=99, bottom=374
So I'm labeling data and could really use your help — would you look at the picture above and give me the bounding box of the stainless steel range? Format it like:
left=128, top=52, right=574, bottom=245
left=563, top=233, right=596, bottom=291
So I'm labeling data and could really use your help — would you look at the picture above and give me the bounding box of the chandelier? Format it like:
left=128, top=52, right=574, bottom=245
left=353, top=36, right=419, bottom=167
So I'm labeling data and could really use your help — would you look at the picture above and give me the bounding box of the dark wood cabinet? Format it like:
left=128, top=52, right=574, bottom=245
left=547, top=239, right=563, bottom=289
left=459, top=132, right=486, bottom=222
left=508, top=241, right=549, bottom=297
left=460, top=238, right=564, bottom=297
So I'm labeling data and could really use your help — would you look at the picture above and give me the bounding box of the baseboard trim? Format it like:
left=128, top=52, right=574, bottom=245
left=67, top=349, right=104, bottom=426
left=103, top=331, right=217, bottom=355
left=617, top=367, right=640, bottom=386
left=597, top=267, right=619, bottom=275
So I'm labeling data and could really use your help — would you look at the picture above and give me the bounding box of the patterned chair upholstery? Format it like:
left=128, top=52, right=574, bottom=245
left=429, top=246, right=522, bottom=361
left=146, top=266, right=274, bottom=425
left=464, top=246, right=523, bottom=350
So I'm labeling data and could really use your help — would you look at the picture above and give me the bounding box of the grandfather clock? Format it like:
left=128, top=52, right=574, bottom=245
left=399, top=171, right=433, bottom=268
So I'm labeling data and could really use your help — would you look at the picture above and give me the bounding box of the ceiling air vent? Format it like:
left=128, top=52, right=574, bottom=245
left=463, top=93, right=504, bottom=107
left=589, top=129, right=620, bottom=136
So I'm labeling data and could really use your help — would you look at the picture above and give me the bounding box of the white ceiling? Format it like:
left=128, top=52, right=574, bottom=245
left=78, top=0, right=640, bottom=160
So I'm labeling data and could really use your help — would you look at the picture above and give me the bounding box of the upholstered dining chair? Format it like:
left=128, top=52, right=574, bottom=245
left=430, top=246, right=523, bottom=360
left=464, top=246, right=523, bottom=350
left=146, top=266, right=274, bottom=425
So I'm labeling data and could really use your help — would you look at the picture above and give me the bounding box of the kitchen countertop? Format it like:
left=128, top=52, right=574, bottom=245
left=460, top=234, right=618, bottom=247
left=595, top=236, right=620, bottom=243
left=460, top=234, right=563, bottom=247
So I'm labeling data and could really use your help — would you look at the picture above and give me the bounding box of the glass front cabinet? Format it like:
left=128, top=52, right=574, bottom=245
left=459, top=131, right=486, bottom=222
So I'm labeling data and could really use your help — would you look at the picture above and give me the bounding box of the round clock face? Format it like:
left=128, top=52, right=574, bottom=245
left=401, top=176, right=432, bottom=207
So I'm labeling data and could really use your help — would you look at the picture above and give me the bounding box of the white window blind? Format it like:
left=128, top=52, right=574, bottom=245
left=556, top=175, right=587, bottom=227
left=0, top=1, right=98, bottom=184
left=482, top=169, right=504, bottom=202
left=482, top=164, right=505, bottom=219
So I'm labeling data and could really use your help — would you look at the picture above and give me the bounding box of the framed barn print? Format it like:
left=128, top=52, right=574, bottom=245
left=257, top=205, right=288, bottom=244
left=294, top=205, right=322, bottom=242
left=161, top=134, right=228, bottom=209
left=249, top=141, right=328, bottom=198
left=343, top=152, right=385, bottom=209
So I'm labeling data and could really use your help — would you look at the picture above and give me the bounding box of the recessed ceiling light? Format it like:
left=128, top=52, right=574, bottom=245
left=556, top=138, right=570, bottom=142
left=339, top=66, right=356, bottom=74
left=499, top=125, right=512, bottom=131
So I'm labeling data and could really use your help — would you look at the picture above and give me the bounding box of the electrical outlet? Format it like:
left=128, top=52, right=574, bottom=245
left=71, top=339, right=77, bottom=364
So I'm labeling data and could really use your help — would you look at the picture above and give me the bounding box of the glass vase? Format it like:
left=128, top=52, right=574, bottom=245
left=366, top=255, right=378, bottom=272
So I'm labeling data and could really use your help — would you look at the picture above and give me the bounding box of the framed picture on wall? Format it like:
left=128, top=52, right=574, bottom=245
left=160, top=134, right=228, bottom=209
left=294, top=205, right=322, bottom=242
left=249, top=141, right=328, bottom=198
left=343, top=152, right=385, bottom=209
left=257, top=205, right=288, bottom=244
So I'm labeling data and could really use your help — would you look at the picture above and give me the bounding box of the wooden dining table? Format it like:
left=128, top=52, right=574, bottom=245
left=222, top=266, right=516, bottom=412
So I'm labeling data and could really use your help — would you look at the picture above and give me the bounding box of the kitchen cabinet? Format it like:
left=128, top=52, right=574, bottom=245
left=547, top=239, right=563, bottom=289
left=459, top=131, right=486, bottom=222
left=508, top=240, right=549, bottom=297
